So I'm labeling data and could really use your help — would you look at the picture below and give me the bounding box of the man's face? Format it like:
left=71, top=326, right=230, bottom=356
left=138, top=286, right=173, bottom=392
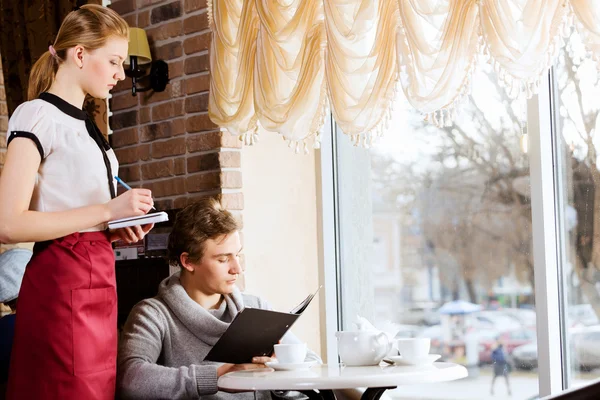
left=190, top=231, right=243, bottom=295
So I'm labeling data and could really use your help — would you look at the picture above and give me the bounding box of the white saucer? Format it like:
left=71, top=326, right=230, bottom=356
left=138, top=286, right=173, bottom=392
left=265, top=360, right=318, bottom=371
left=387, top=354, right=441, bottom=366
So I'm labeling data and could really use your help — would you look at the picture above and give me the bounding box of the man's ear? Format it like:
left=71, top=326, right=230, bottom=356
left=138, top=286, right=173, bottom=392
left=179, top=252, right=195, bottom=273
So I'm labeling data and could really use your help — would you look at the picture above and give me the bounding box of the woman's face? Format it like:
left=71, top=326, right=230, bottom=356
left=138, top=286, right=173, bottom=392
left=81, top=36, right=128, bottom=99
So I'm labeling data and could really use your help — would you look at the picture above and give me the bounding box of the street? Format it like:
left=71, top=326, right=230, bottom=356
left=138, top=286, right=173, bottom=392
left=388, top=366, right=599, bottom=400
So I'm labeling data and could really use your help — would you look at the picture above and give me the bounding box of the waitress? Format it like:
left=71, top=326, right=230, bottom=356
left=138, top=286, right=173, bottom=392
left=0, top=5, right=155, bottom=400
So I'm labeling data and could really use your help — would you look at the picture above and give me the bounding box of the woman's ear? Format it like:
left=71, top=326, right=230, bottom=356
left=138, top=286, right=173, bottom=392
left=72, top=45, right=85, bottom=68
left=179, top=252, right=195, bottom=273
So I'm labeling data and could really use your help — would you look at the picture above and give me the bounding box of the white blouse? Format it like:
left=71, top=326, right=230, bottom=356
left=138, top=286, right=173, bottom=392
left=7, top=93, right=119, bottom=232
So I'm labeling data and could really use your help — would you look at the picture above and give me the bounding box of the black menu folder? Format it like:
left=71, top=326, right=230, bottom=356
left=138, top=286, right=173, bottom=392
left=204, top=287, right=321, bottom=364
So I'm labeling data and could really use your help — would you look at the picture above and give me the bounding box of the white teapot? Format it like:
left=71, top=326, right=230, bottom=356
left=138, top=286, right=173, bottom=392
left=335, top=331, right=391, bottom=366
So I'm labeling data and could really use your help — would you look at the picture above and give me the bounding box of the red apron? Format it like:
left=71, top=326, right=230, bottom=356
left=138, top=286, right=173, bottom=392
left=7, top=231, right=117, bottom=400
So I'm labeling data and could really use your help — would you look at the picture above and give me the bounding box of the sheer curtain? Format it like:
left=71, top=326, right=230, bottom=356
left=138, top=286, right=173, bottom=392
left=208, top=0, right=600, bottom=149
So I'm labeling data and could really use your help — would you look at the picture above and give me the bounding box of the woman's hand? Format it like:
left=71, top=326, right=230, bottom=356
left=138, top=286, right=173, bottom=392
left=105, top=189, right=153, bottom=221
left=109, top=223, right=154, bottom=244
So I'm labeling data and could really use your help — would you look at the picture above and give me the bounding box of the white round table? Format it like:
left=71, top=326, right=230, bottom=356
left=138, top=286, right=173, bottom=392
left=218, top=362, right=468, bottom=400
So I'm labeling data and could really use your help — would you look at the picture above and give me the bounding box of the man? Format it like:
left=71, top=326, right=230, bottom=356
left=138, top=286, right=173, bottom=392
left=118, top=198, right=320, bottom=399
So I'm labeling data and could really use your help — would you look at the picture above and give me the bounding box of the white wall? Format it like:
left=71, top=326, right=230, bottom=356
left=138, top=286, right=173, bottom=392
left=241, top=131, right=322, bottom=358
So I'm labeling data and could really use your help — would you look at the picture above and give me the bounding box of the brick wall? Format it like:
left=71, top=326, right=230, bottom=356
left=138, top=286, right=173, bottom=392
left=0, top=54, right=6, bottom=172
left=108, top=0, right=243, bottom=214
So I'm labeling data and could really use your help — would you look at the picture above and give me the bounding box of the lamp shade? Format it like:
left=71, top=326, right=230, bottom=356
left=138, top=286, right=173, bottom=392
left=126, top=27, right=152, bottom=65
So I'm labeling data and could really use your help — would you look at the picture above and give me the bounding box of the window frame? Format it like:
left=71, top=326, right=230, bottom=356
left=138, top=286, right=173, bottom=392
left=318, top=68, right=581, bottom=397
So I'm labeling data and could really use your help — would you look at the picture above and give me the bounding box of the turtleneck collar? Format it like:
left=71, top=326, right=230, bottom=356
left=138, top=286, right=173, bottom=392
left=158, top=272, right=246, bottom=346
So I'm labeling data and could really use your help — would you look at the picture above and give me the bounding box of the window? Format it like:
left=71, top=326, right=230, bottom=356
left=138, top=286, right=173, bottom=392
left=554, top=26, right=600, bottom=387
left=334, top=62, right=540, bottom=398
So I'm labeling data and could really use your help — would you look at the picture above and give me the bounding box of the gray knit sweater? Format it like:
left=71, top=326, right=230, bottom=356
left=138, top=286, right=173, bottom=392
left=117, top=272, right=321, bottom=400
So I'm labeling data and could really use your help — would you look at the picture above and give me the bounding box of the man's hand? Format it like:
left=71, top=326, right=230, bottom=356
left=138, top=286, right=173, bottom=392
left=217, top=359, right=274, bottom=393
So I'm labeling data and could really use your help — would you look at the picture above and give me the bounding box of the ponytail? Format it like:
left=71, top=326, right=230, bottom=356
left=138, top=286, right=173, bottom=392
left=26, top=4, right=129, bottom=101
left=27, top=51, right=58, bottom=101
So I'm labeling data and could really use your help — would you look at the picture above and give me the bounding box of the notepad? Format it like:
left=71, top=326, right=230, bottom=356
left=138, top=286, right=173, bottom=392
left=204, top=286, right=321, bottom=364
left=108, top=211, right=169, bottom=230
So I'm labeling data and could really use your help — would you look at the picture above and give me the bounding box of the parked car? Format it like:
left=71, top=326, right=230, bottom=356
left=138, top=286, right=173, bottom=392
left=568, top=304, right=599, bottom=327
left=513, top=341, right=538, bottom=370
left=398, top=303, right=440, bottom=326
left=572, top=326, right=600, bottom=370
left=498, top=308, right=537, bottom=329
left=512, top=325, right=600, bottom=371
left=478, top=328, right=536, bottom=364
left=472, top=310, right=524, bottom=332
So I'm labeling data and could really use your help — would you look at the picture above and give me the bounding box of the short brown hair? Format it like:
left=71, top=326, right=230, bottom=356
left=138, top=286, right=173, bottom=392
left=167, top=197, right=240, bottom=268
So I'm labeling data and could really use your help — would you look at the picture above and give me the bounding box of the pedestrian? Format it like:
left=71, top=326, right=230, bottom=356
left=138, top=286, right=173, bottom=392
left=491, top=340, right=512, bottom=396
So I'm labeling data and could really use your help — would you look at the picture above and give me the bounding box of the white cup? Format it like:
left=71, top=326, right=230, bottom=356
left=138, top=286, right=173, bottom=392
left=274, top=343, right=307, bottom=364
left=395, top=338, right=431, bottom=359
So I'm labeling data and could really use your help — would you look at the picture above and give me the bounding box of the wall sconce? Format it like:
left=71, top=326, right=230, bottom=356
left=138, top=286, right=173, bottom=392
left=124, top=28, right=169, bottom=96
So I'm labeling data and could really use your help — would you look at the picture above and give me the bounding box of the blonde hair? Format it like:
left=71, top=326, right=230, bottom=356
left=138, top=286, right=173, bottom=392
left=167, top=197, right=240, bottom=268
left=28, top=4, right=129, bottom=100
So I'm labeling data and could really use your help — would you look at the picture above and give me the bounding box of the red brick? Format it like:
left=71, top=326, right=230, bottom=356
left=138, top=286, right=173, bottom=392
left=123, top=14, right=137, bottom=28
left=186, top=114, right=218, bottom=133
left=139, top=144, right=151, bottom=161
left=185, top=93, right=209, bottom=113
left=0, top=90, right=6, bottom=101
left=138, top=0, right=164, bottom=8
left=152, top=99, right=184, bottom=122
left=184, top=54, right=209, bottom=74
left=219, top=151, right=241, bottom=168
left=169, top=60, right=184, bottom=79
left=221, top=131, right=243, bottom=149
left=115, top=146, right=142, bottom=165
left=110, top=110, right=138, bottom=130
left=119, top=164, right=141, bottom=182
left=0, top=69, right=4, bottom=85
left=220, top=171, right=242, bottom=189
left=174, top=158, right=186, bottom=175
left=187, top=131, right=220, bottom=152
left=155, top=41, right=182, bottom=60
left=220, top=192, right=244, bottom=210
left=0, top=102, right=7, bottom=116
left=141, top=159, right=174, bottom=180
left=183, top=32, right=211, bottom=55
left=0, top=117, right=8, bottom=133
left=110, top=0, right=135, bottom=15
left=154, top=198, right=174, bottom=210
left=140, top=119, right=185, bottom=142
left=140, top=107, right=151, bottom=123
left=141, top=80, right=184, bottom=105
left=0, top=151, right=6, bottom=166
left=184, top=13, right=210, bottom=34
left=113, top=77, right=133, bottom=94
left=187, top=171, right=220, bottom=192
left=147, top=20, right=182, bottom=41
left=138, top=11, right=151, bottom=28
left=111, top=128, right=138, bottom=148
left=187, top=152, right=219, bottom=173
left=111, top=92, right=138, bottom=111
left=151, top=137, right=186, bottom=158
left=186, top=74, right=210, bottom=94
left=185, top=0, right=208, bottom=12
left=146, top=177, right=186, bottom=197
left=151, top=1, right=182, bottom=24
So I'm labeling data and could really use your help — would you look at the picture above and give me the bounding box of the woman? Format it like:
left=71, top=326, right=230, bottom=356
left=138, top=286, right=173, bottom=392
left=0, top=5, right=154, bottom=399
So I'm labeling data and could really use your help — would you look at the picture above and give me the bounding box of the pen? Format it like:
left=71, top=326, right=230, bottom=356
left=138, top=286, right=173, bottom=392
left=114, top=176, right=156, bottom=210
